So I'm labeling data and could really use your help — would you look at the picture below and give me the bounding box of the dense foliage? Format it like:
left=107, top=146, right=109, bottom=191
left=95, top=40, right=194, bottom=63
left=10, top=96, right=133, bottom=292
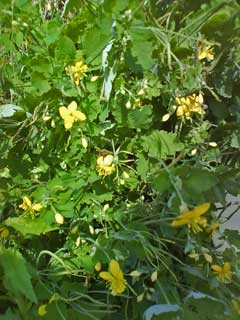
left=0, top=0, right=240, bottom=319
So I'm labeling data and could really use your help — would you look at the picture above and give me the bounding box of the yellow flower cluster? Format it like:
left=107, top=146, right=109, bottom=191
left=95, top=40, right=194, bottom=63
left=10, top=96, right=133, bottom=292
left=99, top=260, right=127, bottom=295
left=211, top=262, right=232, bottom=283
left=19, top=196, right=43, bottom=219
left=171, top=203, right=210, bottom=234
left=96, top=154, right=115, bottom=176
left=59, top=101, right=86, bottom=130
left=65, top=58, right=88, bottom=85
left=175, top=93, right=204, bottom=119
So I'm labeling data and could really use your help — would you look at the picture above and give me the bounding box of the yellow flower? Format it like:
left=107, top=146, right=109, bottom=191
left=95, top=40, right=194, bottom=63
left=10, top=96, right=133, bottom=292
left=19, top=196, right=43, bottom=219
left=175, top=93, right=204, bottom=120
left=171, top=203, right=210, bottom=233
left=96, top=154, right=115, bottom=176
left=211, top=262, right=232, bottom=283
left=99, top=260, right=127, bottom=295
left=198, top=46, right=214, bottom=61
left=38, top=304, right=47, bottom=316
left=65, top=58, right=88, bottom=85
left=59, top=101, right=86, bottom=130
left=95, top=262, right=102, bottom=272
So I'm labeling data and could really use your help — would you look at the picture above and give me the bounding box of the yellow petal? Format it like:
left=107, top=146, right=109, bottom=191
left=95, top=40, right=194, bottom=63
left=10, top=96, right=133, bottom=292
left=103, top=155, right=114, bottom=166
left=23, top=196, right=32, bottom=207
left=171, top=218, right=189, bottom=227
left=191, top=203, right=210, bottom=217
left=97, top=156, right=104, bottom=165
left=99, top=271, right=114, bottom=282
left=211, top=264, right=222, bottom=272
left=223, top=262, right=231, bottom=272
left=109, top=260, right=123, bottom=279
left=198, top=49, right=207, bottom=60
left=176, top=106, right=184, bottom=117
left=68, top=101, right=77, bottom=112
left=32, top=203, right=43, bottom=212
left=111, top=278, right=126, bottom=294
left=59, top=106, right=70, bottom=120
left=64, top=116, right=75, bottom=129
left=72, top=110, right=86, bottom=121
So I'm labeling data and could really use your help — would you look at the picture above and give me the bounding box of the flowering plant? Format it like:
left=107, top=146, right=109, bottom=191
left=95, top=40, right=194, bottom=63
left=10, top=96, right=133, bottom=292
left=0, top=1, right=240, bottom=319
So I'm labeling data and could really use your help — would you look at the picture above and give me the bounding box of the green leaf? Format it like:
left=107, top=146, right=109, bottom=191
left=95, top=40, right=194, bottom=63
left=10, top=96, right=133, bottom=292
left=0, top=309, right=19, bottom=320
left=31, top=72, right=51, bottom=95
left=144, top=304, right=180, bottom=320
left=142, top=130, right=184, bottom=160
left=129, top=28, right=155, bottom=70
left=183, top=169, right=218, bottom=194
left=5, top=212, right=58, bottom=235
left=128, top=106, right=152, bottom=129
left=0, top=246, right=37, bottom=303
left=152, top=171, right=171, bottom=193
left=83, top=17, right=112, bottom=64
left=54, top=36, right=76, bottom=62
left=31, top=57, right=53, bottom=74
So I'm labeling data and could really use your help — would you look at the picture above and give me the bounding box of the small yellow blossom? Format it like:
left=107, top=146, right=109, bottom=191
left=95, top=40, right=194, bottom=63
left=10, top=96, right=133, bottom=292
left=99, top=260, right=127, bottom=295
left=38, top=304, right=47, bottom=316
left=211, top=262, right=232, bottom=283
left=81, top=137, right=88, bottom=149
left=54, top=213, right=64, bottom=225
left=151, top=271, right=158, bottom=282
left=65, top=58, right=88, bottom=85
left=95, top=262, right=102, bottom=272
left=130, top=270, right=141, bottom=277
left=89, top=225, right=94, bottom=235
left=133, top=98, right=142, bottom=108
left=171, top=203, right=210, bottom=233
left=96, top=154, right=115, bottom=176
left=90, top=75, right=99, bottom=82
left=19, top=196, right=43, bottom=219
left=162, top=113, right=170, bottom=122
left=198, top=45, right=214, bottom=61
left=175, top=93, right=204, bottom=120
left=59, top=101, right=86, bottom=130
